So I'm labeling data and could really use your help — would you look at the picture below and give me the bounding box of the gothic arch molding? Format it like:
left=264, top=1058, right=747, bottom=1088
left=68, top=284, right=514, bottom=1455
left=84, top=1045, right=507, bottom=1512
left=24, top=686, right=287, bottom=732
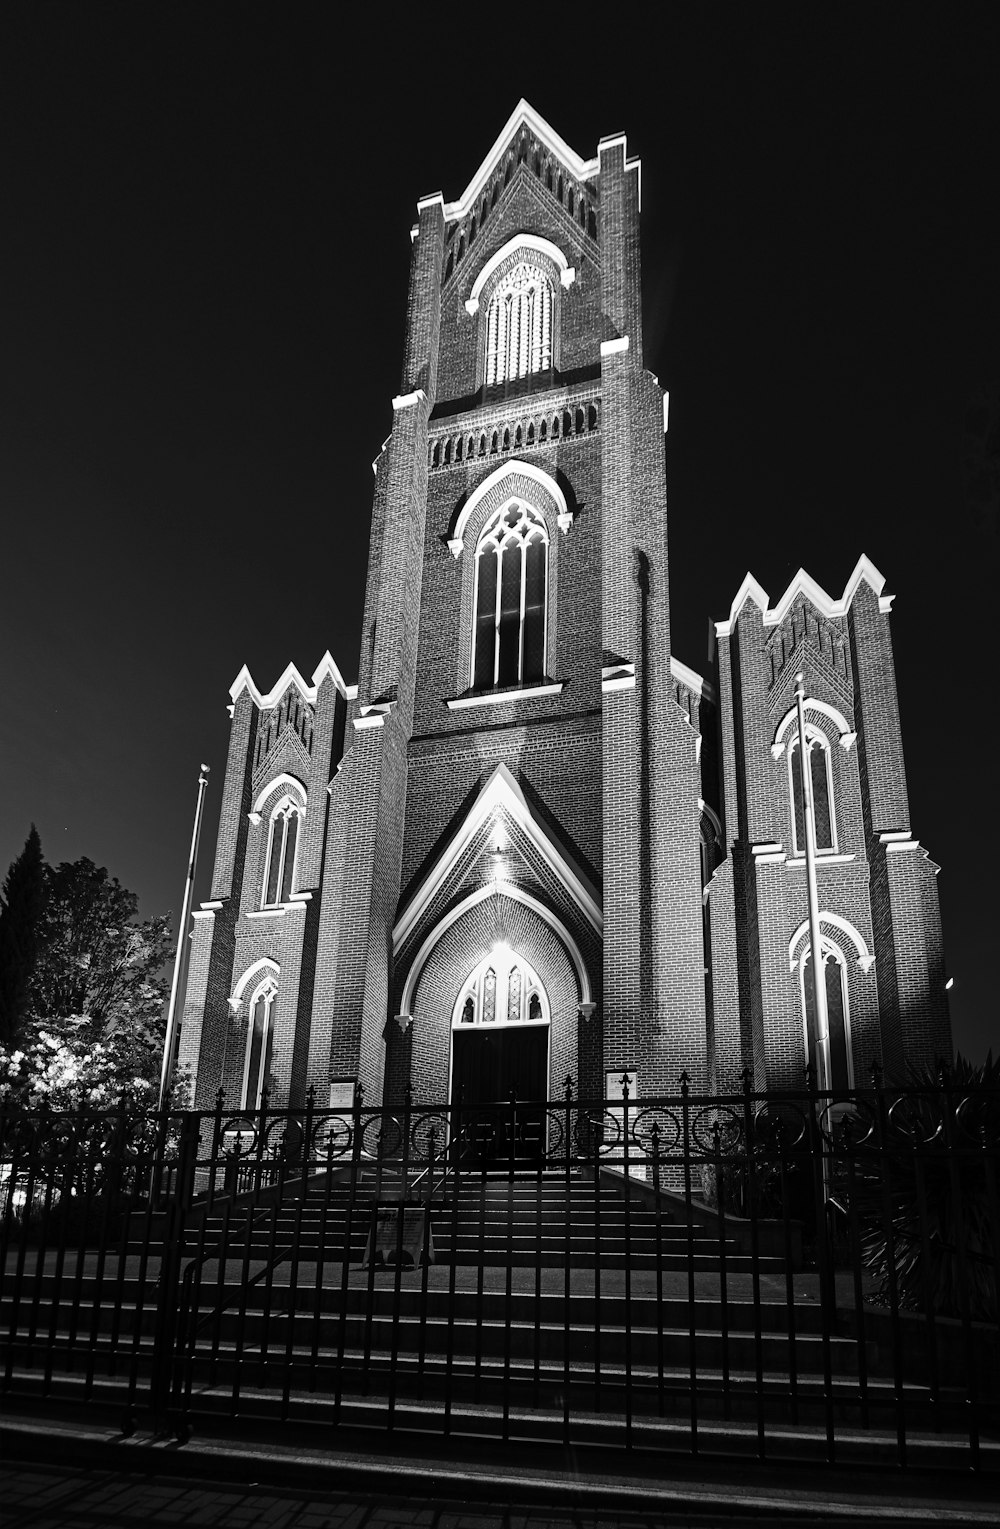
left=251, top=771, right=307, bottom=818
left=465, top=234, right=575, bottom=315
left=788, top=912, right=874, bottom=972
left=449, top=460, right=570, bottom=554
left=400, top=888, right=585, bottom=1103
left=771, top=699, right=856, bottom=756
left=398, top=880, right=591, bottom=1019
left=229, top=956, right=280, bottom=1013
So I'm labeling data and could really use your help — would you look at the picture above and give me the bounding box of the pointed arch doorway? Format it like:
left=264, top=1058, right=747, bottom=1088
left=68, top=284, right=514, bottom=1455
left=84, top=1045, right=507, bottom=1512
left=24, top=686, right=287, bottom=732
left=450, top=947, right=549, bottom=1161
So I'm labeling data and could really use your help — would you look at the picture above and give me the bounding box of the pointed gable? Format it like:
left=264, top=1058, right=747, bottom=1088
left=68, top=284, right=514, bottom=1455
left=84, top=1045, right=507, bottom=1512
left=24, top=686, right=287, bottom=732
left=392, top=763, right=602, bottom=957
left=440, top=101, right=599, bottom=223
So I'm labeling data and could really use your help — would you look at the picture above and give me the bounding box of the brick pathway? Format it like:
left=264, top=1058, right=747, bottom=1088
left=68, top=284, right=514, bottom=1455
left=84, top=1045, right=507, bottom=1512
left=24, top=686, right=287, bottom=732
left=0, top=1462, right=671, bottom=1529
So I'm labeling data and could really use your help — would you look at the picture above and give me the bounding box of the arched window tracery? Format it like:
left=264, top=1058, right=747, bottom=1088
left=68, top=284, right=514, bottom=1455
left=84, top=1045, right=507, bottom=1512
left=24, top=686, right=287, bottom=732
left=262, top=795, right=302, bottom=907
left=484, top=262, right=553, bottom=386
left=242, top=975, right=277, bottom=1110
left=452, top=950, right=548, bottom=1030
left=799, top=940, right=852, bottom=1093
left=472, top=499, right=548, bottom=689
left=788, top=727, right=836, bottom=855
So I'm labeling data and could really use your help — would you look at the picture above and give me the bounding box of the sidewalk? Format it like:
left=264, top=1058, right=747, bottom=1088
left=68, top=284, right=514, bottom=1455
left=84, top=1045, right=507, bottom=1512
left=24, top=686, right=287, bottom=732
left=3, top=1404, right=999, bottom=1527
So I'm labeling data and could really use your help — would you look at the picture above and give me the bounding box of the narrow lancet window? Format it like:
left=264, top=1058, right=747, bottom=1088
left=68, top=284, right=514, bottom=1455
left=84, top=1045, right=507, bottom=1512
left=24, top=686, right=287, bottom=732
left=789, top=731, right=834, bottom=854
left=263, top=797, right=302, bottom=906
left=801, top=944, right=851, bottom=1092
left=243, top=977, right=277, bottom=1110
left=472, top=501, right=548, bottom=690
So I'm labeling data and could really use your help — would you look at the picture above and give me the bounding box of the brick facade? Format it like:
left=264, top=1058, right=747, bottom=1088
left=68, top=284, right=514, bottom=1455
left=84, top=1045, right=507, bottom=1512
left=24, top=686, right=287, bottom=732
left=181, top=104, right=951, bottom=1113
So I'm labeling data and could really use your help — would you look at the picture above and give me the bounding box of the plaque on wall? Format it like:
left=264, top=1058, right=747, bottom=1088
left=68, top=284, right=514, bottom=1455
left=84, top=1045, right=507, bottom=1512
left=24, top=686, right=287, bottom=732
left=603, top=1067, right=646, bottom=1180
left=328, top=1078, right=356, bottom=1111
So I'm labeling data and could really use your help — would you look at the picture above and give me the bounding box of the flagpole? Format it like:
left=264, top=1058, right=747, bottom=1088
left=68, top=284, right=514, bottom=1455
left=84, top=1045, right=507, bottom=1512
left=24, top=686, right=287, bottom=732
left=159, top=764, right=210, bottom=1110
left=795, top=674, right=829, bottom=1094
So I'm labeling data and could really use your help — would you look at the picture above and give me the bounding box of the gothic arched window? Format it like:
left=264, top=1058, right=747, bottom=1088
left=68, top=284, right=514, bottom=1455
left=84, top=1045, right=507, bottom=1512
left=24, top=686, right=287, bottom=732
left=452, top=950, right=548, bottom=1029
left=472, top=500, right=548, bottom=689
left=800, top=941, right=852, bottom=1093
left=485, top=262, right=553, bottom=386
left=242, top=975, right=277, bottom=1110
left=788, top=728, right=835, bottom=856
left=262, top=796, right=302, bottom=907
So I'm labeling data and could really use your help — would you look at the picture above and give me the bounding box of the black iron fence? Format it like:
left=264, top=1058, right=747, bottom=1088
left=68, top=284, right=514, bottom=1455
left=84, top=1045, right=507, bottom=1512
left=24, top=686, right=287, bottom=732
left=1, top=1072, right=998, bottom=1469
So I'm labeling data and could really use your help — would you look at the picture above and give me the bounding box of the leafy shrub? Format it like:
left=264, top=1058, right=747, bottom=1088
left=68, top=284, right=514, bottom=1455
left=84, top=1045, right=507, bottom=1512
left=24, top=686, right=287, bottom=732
left=847, top=1054, right=999, bottom=1323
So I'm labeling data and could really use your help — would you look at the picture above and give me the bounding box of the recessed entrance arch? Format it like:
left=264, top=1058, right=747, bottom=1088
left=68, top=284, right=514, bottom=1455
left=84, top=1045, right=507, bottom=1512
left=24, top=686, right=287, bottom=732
left=399, top=888, right=587, bottom=1121
left=450, top=947, right=550, bottom=1161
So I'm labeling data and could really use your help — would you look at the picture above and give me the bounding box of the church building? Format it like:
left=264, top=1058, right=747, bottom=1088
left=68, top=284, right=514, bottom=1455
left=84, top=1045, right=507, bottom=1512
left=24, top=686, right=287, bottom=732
left=179, top=103, right=951, bottom=1115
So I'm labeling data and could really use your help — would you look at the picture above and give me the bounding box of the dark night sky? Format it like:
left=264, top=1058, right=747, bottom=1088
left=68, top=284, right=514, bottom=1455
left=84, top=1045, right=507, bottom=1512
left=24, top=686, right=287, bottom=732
left=1, top=8, right=997, bottom=1063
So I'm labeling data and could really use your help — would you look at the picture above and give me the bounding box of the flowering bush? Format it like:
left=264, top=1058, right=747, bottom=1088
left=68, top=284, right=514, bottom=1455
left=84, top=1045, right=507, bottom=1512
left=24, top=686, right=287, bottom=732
left=0, top=1017, right=160, bottom=1111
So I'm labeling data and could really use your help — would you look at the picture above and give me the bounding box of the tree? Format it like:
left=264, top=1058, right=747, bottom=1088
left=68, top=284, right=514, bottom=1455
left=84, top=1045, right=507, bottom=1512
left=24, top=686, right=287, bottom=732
left=0, top=825, right=47, bottom=1047
left=0, top=854, right=175, bottom=1110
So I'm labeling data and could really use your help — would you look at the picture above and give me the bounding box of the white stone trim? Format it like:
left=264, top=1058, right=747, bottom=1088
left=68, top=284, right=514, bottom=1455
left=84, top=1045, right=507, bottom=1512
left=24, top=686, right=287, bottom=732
left=352, top=700, right=395, bottom=731
left=602, top=661, right=635, bottom=692
left=578, top=1001, right=597, bottom=1023
left=251, top=773, right=307, bottom=816
left=600, top=336, right=630, bottom=357
left=789, top=913, right=874, bottom=972
left=883, top=836, right=920, bottom=854
left=416, top=192, right=445, bottom=213
left=670, top=655, right=715, bottom=702
left=229, top=957, right=280, bottom=1010
left=246, top=907, right=286, bottom=920
left=663, top=392, right=669, bottom=433
left=446, top=681, right=564, bottom=711
left=439, top=99, right=599, bottom=222
left=597, top=133, right=642, bottom=208
left=715, top=555, right=891, bottom=638
left=399, top=879, right=593, bottom=1018
left=785, top=853, right=856, bottom=868
left=772, top=698, right=854, bottom=755
left=464, top=234, right=574, bottom=314
left=698, top=800, right=723, bottom=841
left=392, top=388, right=427, bottom=411
left=393, top=761, right=602, bottom=955
left=230, top=650, right=349, bottom=708
left=449, top=460, right=569, bottom=553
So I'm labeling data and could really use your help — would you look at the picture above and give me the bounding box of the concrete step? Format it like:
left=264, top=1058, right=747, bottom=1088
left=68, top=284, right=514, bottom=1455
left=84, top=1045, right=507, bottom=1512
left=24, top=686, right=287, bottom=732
left=2, top=1278, right=833, bottom=1334
left=5, top=1365, right=993, bottom=1472
left=8, top=1335, right=970, bottom=1430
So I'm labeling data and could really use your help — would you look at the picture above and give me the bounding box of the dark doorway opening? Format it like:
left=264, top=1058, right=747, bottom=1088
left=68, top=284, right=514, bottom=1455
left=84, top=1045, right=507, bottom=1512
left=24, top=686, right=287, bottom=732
left=452, top=1025, right=547, bottom=1163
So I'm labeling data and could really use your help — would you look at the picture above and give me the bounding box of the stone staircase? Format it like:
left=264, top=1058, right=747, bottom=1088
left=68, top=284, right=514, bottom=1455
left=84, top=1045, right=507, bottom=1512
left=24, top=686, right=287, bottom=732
left=2, top=1166, right=996, bottom=1468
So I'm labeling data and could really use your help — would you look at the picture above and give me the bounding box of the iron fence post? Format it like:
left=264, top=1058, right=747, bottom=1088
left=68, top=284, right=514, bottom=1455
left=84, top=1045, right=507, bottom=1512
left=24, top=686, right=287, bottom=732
left=149, top=1109, right=200, bottom=1431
